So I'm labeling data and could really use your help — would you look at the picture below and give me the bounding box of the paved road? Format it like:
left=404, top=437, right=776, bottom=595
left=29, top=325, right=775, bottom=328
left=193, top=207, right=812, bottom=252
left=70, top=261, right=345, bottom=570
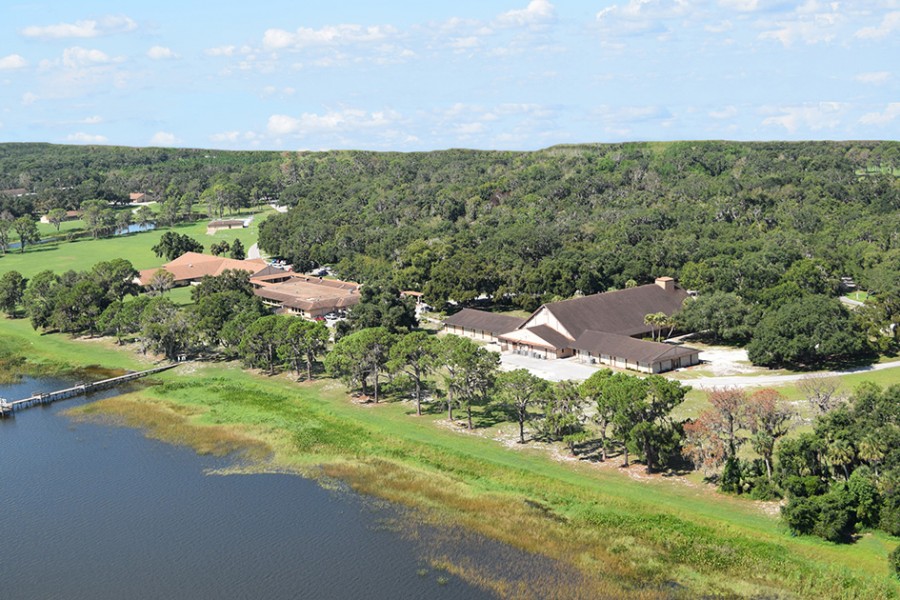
left=247, top=242, right=261, bottom=259
left=497, top=350, right=900, bottom=389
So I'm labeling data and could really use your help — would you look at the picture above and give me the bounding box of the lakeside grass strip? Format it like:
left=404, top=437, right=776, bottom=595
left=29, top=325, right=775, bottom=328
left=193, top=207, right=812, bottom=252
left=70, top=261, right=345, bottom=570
left=3, top=314, right=899, bottom=598
left=64, top=367, right=898, bottom=599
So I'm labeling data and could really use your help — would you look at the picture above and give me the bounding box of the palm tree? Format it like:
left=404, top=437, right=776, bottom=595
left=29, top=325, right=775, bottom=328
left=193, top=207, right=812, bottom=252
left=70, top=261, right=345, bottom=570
left=858, top=435, right=886, bottom=476
left=644, top=313, right=660, bottom=341
left=825, top=440, right=855, bottom=480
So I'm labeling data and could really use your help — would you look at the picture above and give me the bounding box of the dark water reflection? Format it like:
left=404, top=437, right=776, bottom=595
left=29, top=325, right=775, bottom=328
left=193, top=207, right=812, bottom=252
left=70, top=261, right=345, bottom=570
left=0, top=377, right=496, bottom=599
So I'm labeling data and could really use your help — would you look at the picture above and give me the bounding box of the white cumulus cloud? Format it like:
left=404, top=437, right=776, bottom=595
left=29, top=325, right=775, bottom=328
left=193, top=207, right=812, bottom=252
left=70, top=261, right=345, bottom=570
left=66, top=132, right=109, bottom=144
left=150, top=131, right=178, bottom=146
left=62, top=47, right=119, bottom=68
left=859, top=103, right=900, bottom=126
left=855, top=11, right=900, bottom=40
left=709, top=106, right=738, bottom=120
left=205, top=45, right=237, bottom=57
left=262, top=24, right=396, bottom=50
left=0, top=54, right=28, bottom=70
left=22, top=15, right=137, bottom=39
left=147, top=46, right=178, bottom=60
left=495, top=0, right=556, bottom=28
left=595, top=0, right=693, bottom=39
left=267, top=108, right=399, bottom=136
left=210, top=131, right=241, bottom=143
left=758, top=3, right=842, bottom=47
left=855, top=71, right=891, bottom=85
left=761, top=102, right=847, bottom=133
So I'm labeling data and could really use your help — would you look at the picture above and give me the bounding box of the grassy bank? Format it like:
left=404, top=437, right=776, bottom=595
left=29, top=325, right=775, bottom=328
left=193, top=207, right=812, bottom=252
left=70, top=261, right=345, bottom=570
left=1, top=316, right=897, bottom=599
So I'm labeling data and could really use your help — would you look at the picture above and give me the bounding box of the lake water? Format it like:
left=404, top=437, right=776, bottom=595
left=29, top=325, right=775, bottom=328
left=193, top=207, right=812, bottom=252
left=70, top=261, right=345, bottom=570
left=0, top=377, right=499, bottom=599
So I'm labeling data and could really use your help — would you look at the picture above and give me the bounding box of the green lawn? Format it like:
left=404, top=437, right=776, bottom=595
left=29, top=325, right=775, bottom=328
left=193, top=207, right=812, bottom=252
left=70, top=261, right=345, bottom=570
left=847, top=291, right=870, bottom=302
left=0, top=207, right=273, bottom=278
left=1, top=312, right=897, bottom=598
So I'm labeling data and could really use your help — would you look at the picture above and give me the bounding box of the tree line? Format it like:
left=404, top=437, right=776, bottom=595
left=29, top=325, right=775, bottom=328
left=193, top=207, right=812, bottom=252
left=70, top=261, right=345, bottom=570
left=2, top=260, right=897, bottom=573
left=2, top=141, right=898, bottom=367
left=681, top=379, right=900, bottom=547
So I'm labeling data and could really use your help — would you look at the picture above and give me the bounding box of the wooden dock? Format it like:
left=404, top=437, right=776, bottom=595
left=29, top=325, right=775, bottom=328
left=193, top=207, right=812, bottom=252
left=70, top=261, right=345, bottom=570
left=0, top=364, right=180, bottom=418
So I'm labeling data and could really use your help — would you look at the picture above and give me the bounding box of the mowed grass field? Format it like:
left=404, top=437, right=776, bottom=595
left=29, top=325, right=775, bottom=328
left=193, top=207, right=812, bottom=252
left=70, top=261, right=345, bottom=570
left=0, top=220, right=898, bottom=598
left=1, top=206, right=272, bottom=278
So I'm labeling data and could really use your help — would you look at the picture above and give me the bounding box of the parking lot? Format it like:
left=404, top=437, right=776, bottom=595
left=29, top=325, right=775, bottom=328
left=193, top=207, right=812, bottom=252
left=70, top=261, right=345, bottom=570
left=491, top=345, right=598, bottom=382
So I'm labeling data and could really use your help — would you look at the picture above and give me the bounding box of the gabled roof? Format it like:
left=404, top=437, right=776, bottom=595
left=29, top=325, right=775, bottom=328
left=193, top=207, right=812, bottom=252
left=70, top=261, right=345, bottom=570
left=137, top=252, right=268, bottom=285
left=442, top=308, right=525, bottom=336
left=498, top=324, right=574, bottom=351
left=532, top=284, right=688, bottom=338
left=571, top=330, right=699, bottom=364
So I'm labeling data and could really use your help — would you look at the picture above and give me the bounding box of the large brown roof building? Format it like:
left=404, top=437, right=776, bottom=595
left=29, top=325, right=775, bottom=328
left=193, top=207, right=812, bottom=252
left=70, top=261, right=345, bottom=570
left=250, top=273, right=361, bottom=319
left=137, top=252, right=268, bottom=286
left=442, top=277, right=699, bottom=374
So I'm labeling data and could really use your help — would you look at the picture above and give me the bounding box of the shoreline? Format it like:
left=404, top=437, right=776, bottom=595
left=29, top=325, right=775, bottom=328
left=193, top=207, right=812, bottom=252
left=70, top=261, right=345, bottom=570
left=2, top=319, right=898, bottom=598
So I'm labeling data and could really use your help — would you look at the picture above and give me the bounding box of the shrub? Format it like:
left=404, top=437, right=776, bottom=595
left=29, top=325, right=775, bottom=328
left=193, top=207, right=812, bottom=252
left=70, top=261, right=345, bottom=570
left=782, top=497, right=818, bottom=536
left=782, top=475, right=826, bottom=498
left=890, top=545, right=900, bottom=579
left=720, top=457, right=742, bottom=493
left=812, top=489, right=856, bottom=543
left=748, top=476, right=781, bottom=501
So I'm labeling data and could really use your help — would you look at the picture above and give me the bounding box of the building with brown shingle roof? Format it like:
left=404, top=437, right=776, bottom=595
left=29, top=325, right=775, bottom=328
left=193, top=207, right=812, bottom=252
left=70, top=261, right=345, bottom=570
left=442, top=278, right=699, bottom=374
left=136, top=252, right=268, bottom=286
left=250, top=273, right=361, bottom=319
left=442, top=308, right=526, bottom=343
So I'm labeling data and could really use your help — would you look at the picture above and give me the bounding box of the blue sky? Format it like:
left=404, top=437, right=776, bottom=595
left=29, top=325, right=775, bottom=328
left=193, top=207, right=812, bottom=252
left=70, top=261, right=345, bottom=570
left=2, top=1, right=899, bottom=151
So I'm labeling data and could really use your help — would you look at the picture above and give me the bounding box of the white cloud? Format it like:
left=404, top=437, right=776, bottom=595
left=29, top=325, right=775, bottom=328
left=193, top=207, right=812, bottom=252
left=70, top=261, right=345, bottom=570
left=205, top=45, right=237, bottom=57
left=595, top=0, right=693, bottom=39
left=0, top=54, right=27, bottom=70
left=150, top=131, right=178, bottom=146
left=859, top=103, right=900, bottom=126
left=261, top=85, right=296, bottom=98
left=705, top=20, right=733, bottom=33
left=210, top=131, right=241, bottom=143
left=855, top=11, right=900, bottom=39
left=717, top=0, right=760, bottom=11
left=22, top=92, right=38, bottom=105
left=758, top=3, right=842, bottom=47
left=62, top=47, right=119, bottom=68
left=450, top=36, right=481, bottom=50
left=22, top=15, right=137, bottom=40
left=261, top=24, right=396, bottom=50
left=80, top=115, right=103, bottom=124
left=761, top=102, right=847, bottom=133
left=709, top=105, right=738, bottom=119
left=267, top=108, right=400, bottom=136
left=855, top=71, right=891, bottom=85
left=147, top=46, right=178, bottom=60
left=66, top=132, right=108, bottom=144
left=495, top=0, right=556, bottom=28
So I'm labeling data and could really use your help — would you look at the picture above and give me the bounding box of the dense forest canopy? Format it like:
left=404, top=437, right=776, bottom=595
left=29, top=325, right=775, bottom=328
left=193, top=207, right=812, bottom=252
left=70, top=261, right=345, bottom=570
left=2, top=141, right=899, bottom=322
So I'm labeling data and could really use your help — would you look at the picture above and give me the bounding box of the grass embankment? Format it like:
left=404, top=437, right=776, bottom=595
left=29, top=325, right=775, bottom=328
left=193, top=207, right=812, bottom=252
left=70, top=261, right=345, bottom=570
left=1, top=317, right=897, bottom=599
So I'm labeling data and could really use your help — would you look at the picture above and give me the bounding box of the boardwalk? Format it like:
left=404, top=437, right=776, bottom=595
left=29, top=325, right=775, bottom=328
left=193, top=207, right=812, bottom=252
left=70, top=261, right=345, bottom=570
left=0, top=364, right=180, bottom=418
